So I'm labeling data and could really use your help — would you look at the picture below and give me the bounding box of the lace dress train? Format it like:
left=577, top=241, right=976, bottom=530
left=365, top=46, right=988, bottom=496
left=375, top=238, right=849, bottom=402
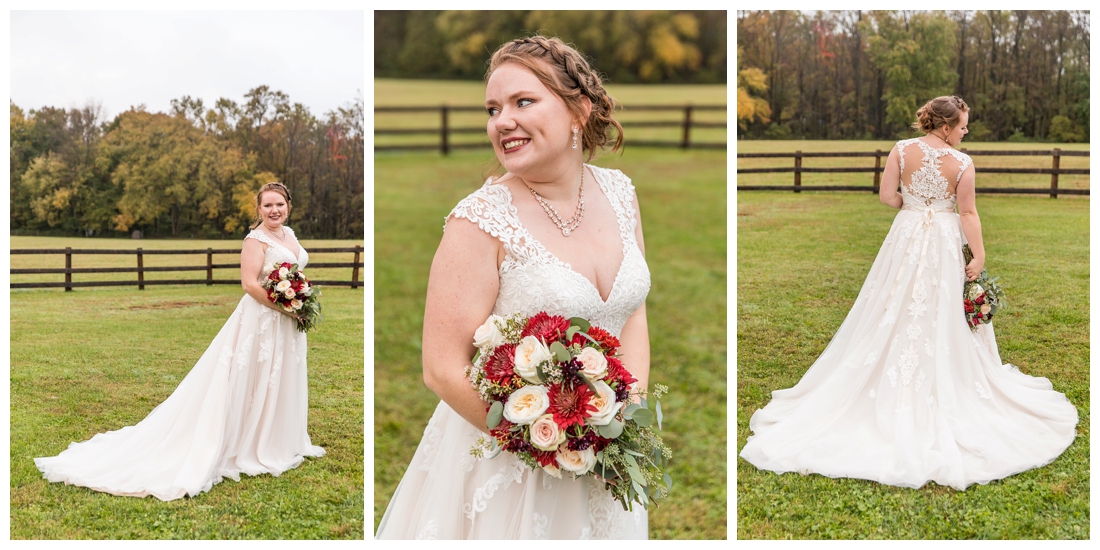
left=377, top=165, right=651, bottom=539
left=34, top=228, right=325, bottom=501
left=739, top=139, right=1078, bottom=490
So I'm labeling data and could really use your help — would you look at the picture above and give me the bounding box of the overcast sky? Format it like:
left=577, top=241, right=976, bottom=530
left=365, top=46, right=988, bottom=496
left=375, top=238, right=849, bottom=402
left=10, top=10, right=364, bottom=118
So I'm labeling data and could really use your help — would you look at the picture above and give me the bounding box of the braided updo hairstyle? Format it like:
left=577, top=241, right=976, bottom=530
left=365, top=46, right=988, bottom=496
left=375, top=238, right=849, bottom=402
left=487, top=35, right=624, bottom=162
left=912, top=95, right=969, bottom=137
left=250, top=182, right=292, bottom=229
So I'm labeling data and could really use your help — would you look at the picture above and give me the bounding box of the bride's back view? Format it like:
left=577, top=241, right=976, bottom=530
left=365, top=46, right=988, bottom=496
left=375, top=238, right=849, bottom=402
left=740, top=96, right=1077, bottom=490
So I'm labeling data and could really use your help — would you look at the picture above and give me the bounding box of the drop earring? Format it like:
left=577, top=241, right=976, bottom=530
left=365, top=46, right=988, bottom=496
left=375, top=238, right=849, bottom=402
left=572, top=126, right=578, bottom=150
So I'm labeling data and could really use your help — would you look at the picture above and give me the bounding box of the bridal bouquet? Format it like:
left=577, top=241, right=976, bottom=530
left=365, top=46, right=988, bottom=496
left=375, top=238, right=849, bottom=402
left=261, top=261, right=322, bottom=332
left=962, top=244, right=1006, bottom=331
left=465, top=312, right=672, bottom=511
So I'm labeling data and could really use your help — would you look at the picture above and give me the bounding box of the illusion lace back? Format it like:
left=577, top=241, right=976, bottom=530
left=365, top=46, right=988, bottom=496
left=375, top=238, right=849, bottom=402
left=34, top=227, right=324, bottom=501
left=376, top=165, right=651, bottom=539
left=739, top=139, right=1077, bottom=490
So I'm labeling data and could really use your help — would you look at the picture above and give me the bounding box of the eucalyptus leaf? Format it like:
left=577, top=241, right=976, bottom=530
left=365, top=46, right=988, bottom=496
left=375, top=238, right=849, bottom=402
left=472, top=349, right=481, bottom=364
left=633, top=481, right=648, bottom=505
left=664, top=473, right=673, bottom=493
left=550, top=341, right=571, bottom=363
left=624, top=454, right=639, bottom=470
left=622, top=447, right=645, bottom=458
left=536, top=362, right=548, bottom=383
left=632, top=408, right=655, bottom=427
left=639, top=396, right=648, bottom=410
left=486, top=401, right=503, bottom=429
left=623, top=403, right=642, bottom=418
left=578, top=372, right=599, bottom=394
left=597, top=418, right=624, bottom=439
left=656, top=399, right=663, bottom=430
left=627, top=465, right=646, bottom=485
left=568, top=317, right=591, bottom=332
left=566, top=326, right=580, bottom=341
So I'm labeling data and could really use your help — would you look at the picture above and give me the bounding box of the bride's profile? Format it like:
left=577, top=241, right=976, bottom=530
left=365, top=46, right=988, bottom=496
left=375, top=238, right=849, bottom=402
left=739, top=96, right=1078, bottom=489
left=376, top=35, right=651, bottom=539
left=34, top=182, right=325, bottom=500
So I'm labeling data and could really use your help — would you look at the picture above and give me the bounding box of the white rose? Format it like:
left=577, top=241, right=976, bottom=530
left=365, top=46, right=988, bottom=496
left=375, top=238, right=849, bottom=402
left=980, top=304, right=991, bottom=315
left=502, top=385, right=549, bottom=425
left=529, top=414, right=567, bottom=451
left=513, top=335, right=552, bottom=384
left=284, top=288, right=296, bottom=299
left=584, top=381, right=620, bottom=426
left=556, top=447, right=596, bottom=475
left=473, top=314, right=507, bottom=349
left=577, top=347, right=609, bottom=380
left=302, top=285, right=313, bottom=297
left=279, top=266, right=290, bottom=278
left=291, top=299, right=303, bottom=310
left=541, top=463, right=562, bottom=479
left=276, top=280, right=292, bottom=292
left=282, top=305, right=293, bottom=312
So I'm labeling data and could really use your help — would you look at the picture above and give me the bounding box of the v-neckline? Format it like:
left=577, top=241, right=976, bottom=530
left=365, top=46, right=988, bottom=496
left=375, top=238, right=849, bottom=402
left=498, top=165, right=628, bottom=305
left=261, top=229, right=303, bottom=265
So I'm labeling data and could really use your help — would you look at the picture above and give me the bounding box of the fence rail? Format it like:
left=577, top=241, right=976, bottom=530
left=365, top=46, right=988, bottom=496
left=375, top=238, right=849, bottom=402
left=10, top=246, right=364, bottom=291
left=375, top=104, right=726, bottom=153
left=737, top=148, right=1089, bottom=198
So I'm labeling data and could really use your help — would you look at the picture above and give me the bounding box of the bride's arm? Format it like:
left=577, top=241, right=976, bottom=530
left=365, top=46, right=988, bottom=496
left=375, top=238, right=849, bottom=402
left=878, top=146, right=903, bottom=209
left=241, top=238, right=298, bottom=315
left=618, top=191, right=651, bottom=395
left=422, top=217, right=502, bottom=433
left=956, top=165, right=984, bottom=281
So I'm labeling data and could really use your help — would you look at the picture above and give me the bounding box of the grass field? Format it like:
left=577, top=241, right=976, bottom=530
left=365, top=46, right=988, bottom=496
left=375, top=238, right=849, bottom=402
left=737, top=140, right=1090, bottom=192
left=374, top=146, right=727, bottom=539
left=10, top=236, right=364, bottom=288
left=9, top=252, right=364, bottom=538
left=736, top=192, right=1089, bottom=539
left=375, top=78, right=727, bottom=149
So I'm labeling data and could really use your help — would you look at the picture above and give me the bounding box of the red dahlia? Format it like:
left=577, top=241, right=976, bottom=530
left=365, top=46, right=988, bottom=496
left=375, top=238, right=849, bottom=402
left=964, top=301, right=975, bottom=313
left=586, top=325, right=621, bottom=353
left=522, top=312, right=571, bottom=342
left=534, top=450, right=557, bottom=467
left=548, top=382, right=596, bottom=429
left=484, top=343, right=518, bottom=383
left=606, top=356, right=638, bottom=387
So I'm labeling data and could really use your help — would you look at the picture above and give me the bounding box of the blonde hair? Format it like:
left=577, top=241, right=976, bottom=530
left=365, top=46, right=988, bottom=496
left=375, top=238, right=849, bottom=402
left=250, top=182, right=292, bottom=229
left=912, top=95, right=969, bottom=135
left=486, top=35, right=623, bottom=162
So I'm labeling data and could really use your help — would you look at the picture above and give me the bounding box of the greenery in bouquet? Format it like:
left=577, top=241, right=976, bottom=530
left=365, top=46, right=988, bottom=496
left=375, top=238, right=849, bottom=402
left=465, top=312, right=672, bottom=511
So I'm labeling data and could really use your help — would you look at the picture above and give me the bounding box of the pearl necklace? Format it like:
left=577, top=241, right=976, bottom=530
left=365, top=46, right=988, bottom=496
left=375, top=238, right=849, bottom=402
left=527, top=167, right=584, bottom=237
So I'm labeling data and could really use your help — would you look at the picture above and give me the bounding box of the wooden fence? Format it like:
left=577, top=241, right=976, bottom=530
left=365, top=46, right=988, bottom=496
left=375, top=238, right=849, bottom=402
left=11, top=246, right=364, bottom=291
left=737, top=148, right=1089, bottom=197
left=374, top=104, right=726, bottom=153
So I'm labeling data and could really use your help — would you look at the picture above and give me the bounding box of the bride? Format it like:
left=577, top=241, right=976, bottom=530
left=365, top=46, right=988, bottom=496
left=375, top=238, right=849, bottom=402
left=34, top=182, right=325, bottom=500
left=376, top=36, right=651, bottom=539
left=739, top=96, right=1078, bottom=489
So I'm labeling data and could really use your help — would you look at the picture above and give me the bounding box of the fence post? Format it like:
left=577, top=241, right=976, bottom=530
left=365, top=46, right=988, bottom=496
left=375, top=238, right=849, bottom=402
left=681, top=105, right=693, bottom=149
left=352, top=245, right=362, bottom=288
left=1050, top=148, right=1061, bottom=199
left=207, top=248, right=213, bottom=285
left=65, top=247, right=72, bottom=292
left=794, top=151, right=802, bottom=193
left=873, top=149, right=882, bottom=194
left=137, top=248, right=144, bottom=290
left=440, top=105, right=450, bottom=155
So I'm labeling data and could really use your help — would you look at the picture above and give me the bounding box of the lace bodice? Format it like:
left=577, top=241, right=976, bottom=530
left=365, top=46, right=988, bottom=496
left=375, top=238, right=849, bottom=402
left=246, top=227, right=308, bottom=281
left=896, top=138, right=972, bottom=205
left=446, top=165, right=651, bottom=336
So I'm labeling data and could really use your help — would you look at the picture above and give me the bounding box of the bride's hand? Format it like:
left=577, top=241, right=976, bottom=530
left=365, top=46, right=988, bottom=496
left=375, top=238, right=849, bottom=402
left=965, top=258, right=984, bottom=281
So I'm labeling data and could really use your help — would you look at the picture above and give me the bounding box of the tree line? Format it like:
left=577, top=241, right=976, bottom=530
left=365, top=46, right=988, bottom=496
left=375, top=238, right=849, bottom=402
left=10, top=86, right=364, bottom=239
left=737, top=10, right=1090, bottom=142
left=375, top=10, right=727, bottom=84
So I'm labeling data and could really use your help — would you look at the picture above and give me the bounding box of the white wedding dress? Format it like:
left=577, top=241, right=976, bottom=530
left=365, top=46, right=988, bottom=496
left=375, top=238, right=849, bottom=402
left=740, top=139, right=1078, bottom=490
left=34, top=227, right=325, bottom=501
left=376, top=165, right=651, bottom=539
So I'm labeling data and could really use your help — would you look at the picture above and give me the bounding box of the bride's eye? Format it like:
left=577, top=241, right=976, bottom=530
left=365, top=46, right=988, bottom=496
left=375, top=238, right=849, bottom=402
left=487, top=106, right=500, bottom=117
left=518, top=98, right=534, bottom=108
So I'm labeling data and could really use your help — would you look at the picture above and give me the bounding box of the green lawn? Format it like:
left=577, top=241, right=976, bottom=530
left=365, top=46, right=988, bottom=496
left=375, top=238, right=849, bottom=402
left=375, top=78, right=727, bottom=149
left=9, top=285, right=364, bottom=539
left=737, top=140, right=1090, bottom=192
left=374, top=146, right=727, bottom=539
left=736, top=192, right=1089, bottom=539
